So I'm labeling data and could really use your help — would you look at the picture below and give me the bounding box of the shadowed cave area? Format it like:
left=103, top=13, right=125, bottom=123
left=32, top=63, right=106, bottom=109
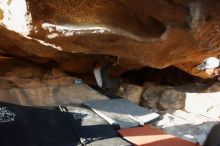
left=121, top=66, right=202, bottom=86
left=1, top=0, right=220, bottom=145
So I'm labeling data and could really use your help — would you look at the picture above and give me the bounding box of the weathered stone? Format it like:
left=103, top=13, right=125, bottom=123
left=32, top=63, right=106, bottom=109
left=141, top=84, right=169, bottom=109
left=142, top=83, right=208, bottom=110
left=159, top=88, right=186, bottom=110
left=142, top=82, right=156, bottom=89
left=116, top=83, right=143, bottom=104
left=0, top=0, right=220, bottom=78
left=0, top=57, right=109, bottom=106
left=205, top=82, right=220, bottom=92
left=51, top=67, right=68, bottom=78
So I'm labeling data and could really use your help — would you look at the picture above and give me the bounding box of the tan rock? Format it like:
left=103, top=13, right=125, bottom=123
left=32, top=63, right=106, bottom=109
left=53, top=84, right=109, bottom=105
left=0, top=83, right=109, bottom=106
left=0, top=9, right=3, bottom=20
left=51, top=67, right=67, bottom=78
left=116, top=84, right=143, bottom=104
left=0, top=57, right=108, bottom=106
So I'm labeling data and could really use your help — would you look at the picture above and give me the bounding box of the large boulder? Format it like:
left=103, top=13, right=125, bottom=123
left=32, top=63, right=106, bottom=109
left=141, top=84, right=169, bottom=109
left=0, top=0, right=220, bottom=78
left=159, top=88, right=186, bottom=110
left=0, top=57, right=109, bottom=106
left=141, top=82, right=207, bottom=110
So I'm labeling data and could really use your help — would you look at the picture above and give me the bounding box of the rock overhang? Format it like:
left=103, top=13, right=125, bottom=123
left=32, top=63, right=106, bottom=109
left=0, top=0, right=220, bottom=79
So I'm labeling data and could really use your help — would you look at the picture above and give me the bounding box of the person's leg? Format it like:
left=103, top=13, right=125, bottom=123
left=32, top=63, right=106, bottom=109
left=204, top=123, right=220, bottom=146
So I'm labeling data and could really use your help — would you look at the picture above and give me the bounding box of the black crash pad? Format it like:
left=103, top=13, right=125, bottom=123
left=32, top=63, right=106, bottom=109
left=0, top=102, right=81, bottom=146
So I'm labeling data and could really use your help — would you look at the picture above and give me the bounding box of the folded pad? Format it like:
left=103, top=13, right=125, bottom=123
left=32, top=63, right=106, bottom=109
left=118, top=125, right=200, bottom=146
left=84, top=99, right=160, bottom=129
left=0, top=102, right=81, bottom=146
left=59, top=105, right=131, bottom=146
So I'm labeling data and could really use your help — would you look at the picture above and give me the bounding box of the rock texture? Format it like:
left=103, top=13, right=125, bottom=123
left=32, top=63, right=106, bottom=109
left=141, top=84, right=188, bottom=110
left=141, top=82, right=220, bottom=120
left=142, top=84, right=169, bottom=109
left=159, top=88, right=186, bottom=110
left=0, top=57, right=220, bottom=146
left=141, top=82, right=208, bottom=110
left=0, top=0, right=220, bottom=78
left=116, top=83, right=143, bottom=104
left=0, top=57, right=109, bottom=106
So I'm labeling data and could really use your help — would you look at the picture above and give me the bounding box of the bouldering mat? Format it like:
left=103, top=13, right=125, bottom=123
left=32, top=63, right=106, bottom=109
left=59, top=105, right=132, bottom=146
left=118, top=125, right=200, bottom=146
left=0, top=102, right=81, bottom=146
left=83, top=99, right=160, bottom=129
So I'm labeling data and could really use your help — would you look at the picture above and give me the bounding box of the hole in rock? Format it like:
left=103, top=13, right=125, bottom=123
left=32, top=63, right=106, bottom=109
left=121, top=66, right=202, bottom=86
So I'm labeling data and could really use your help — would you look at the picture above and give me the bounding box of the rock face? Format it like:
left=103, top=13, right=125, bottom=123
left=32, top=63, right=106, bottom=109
left=141, top=82, right=208, bottom=110
left=159, top=88, right=186, bottom=110
left=0, top=0, right=220, bottom=78
left=141, top=84, right=187, bottom=110
left=0, top=57, right=109, bottom=106
left=142, top=84, right=168, bottom=109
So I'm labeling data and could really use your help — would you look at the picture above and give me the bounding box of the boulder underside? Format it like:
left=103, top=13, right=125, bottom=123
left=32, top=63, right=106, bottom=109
left=0, top=0, right=220, bottom=78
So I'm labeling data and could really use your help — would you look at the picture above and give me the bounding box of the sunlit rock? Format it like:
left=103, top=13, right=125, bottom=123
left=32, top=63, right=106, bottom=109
left=0, top=0, right=220, bottom=78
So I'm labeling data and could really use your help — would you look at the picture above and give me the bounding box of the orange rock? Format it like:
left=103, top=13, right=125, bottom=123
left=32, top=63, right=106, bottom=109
left=0, top=0, right=220, bottom=78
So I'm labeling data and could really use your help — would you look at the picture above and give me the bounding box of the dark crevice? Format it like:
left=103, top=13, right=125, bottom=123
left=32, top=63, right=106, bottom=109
left=121, top=66, right=202, bottom=86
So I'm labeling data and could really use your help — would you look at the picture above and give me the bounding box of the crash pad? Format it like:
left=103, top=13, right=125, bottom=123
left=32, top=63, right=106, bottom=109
left=59, top=105, right=131, bottom=146
left=0, top=102, right=81, bottom=146
left=84, top=99, right=160, bottom=129
left=118, top=125, right=200, bottom=146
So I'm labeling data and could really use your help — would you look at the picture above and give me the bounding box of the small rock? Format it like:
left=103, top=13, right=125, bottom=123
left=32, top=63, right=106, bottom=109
left=51, top=67, right=67, bottom=78
left=142, top=82, right=155, bottom=89
left=141, top=85, right=169, bottom=109
left=205, top=82, right=220, bottom=92
left=116, top=84, right=143, bottom=104
left=159, top=88, right=186, bottom=110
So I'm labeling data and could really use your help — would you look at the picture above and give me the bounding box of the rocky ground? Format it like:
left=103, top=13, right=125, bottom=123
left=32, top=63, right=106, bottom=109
left=0, top=57, right=220, bottom=145
left=154, top=110, right=219, bottom=145
left=0, top=57, right=109, bottom=106
left=118, top=81, right=220, bottom=145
